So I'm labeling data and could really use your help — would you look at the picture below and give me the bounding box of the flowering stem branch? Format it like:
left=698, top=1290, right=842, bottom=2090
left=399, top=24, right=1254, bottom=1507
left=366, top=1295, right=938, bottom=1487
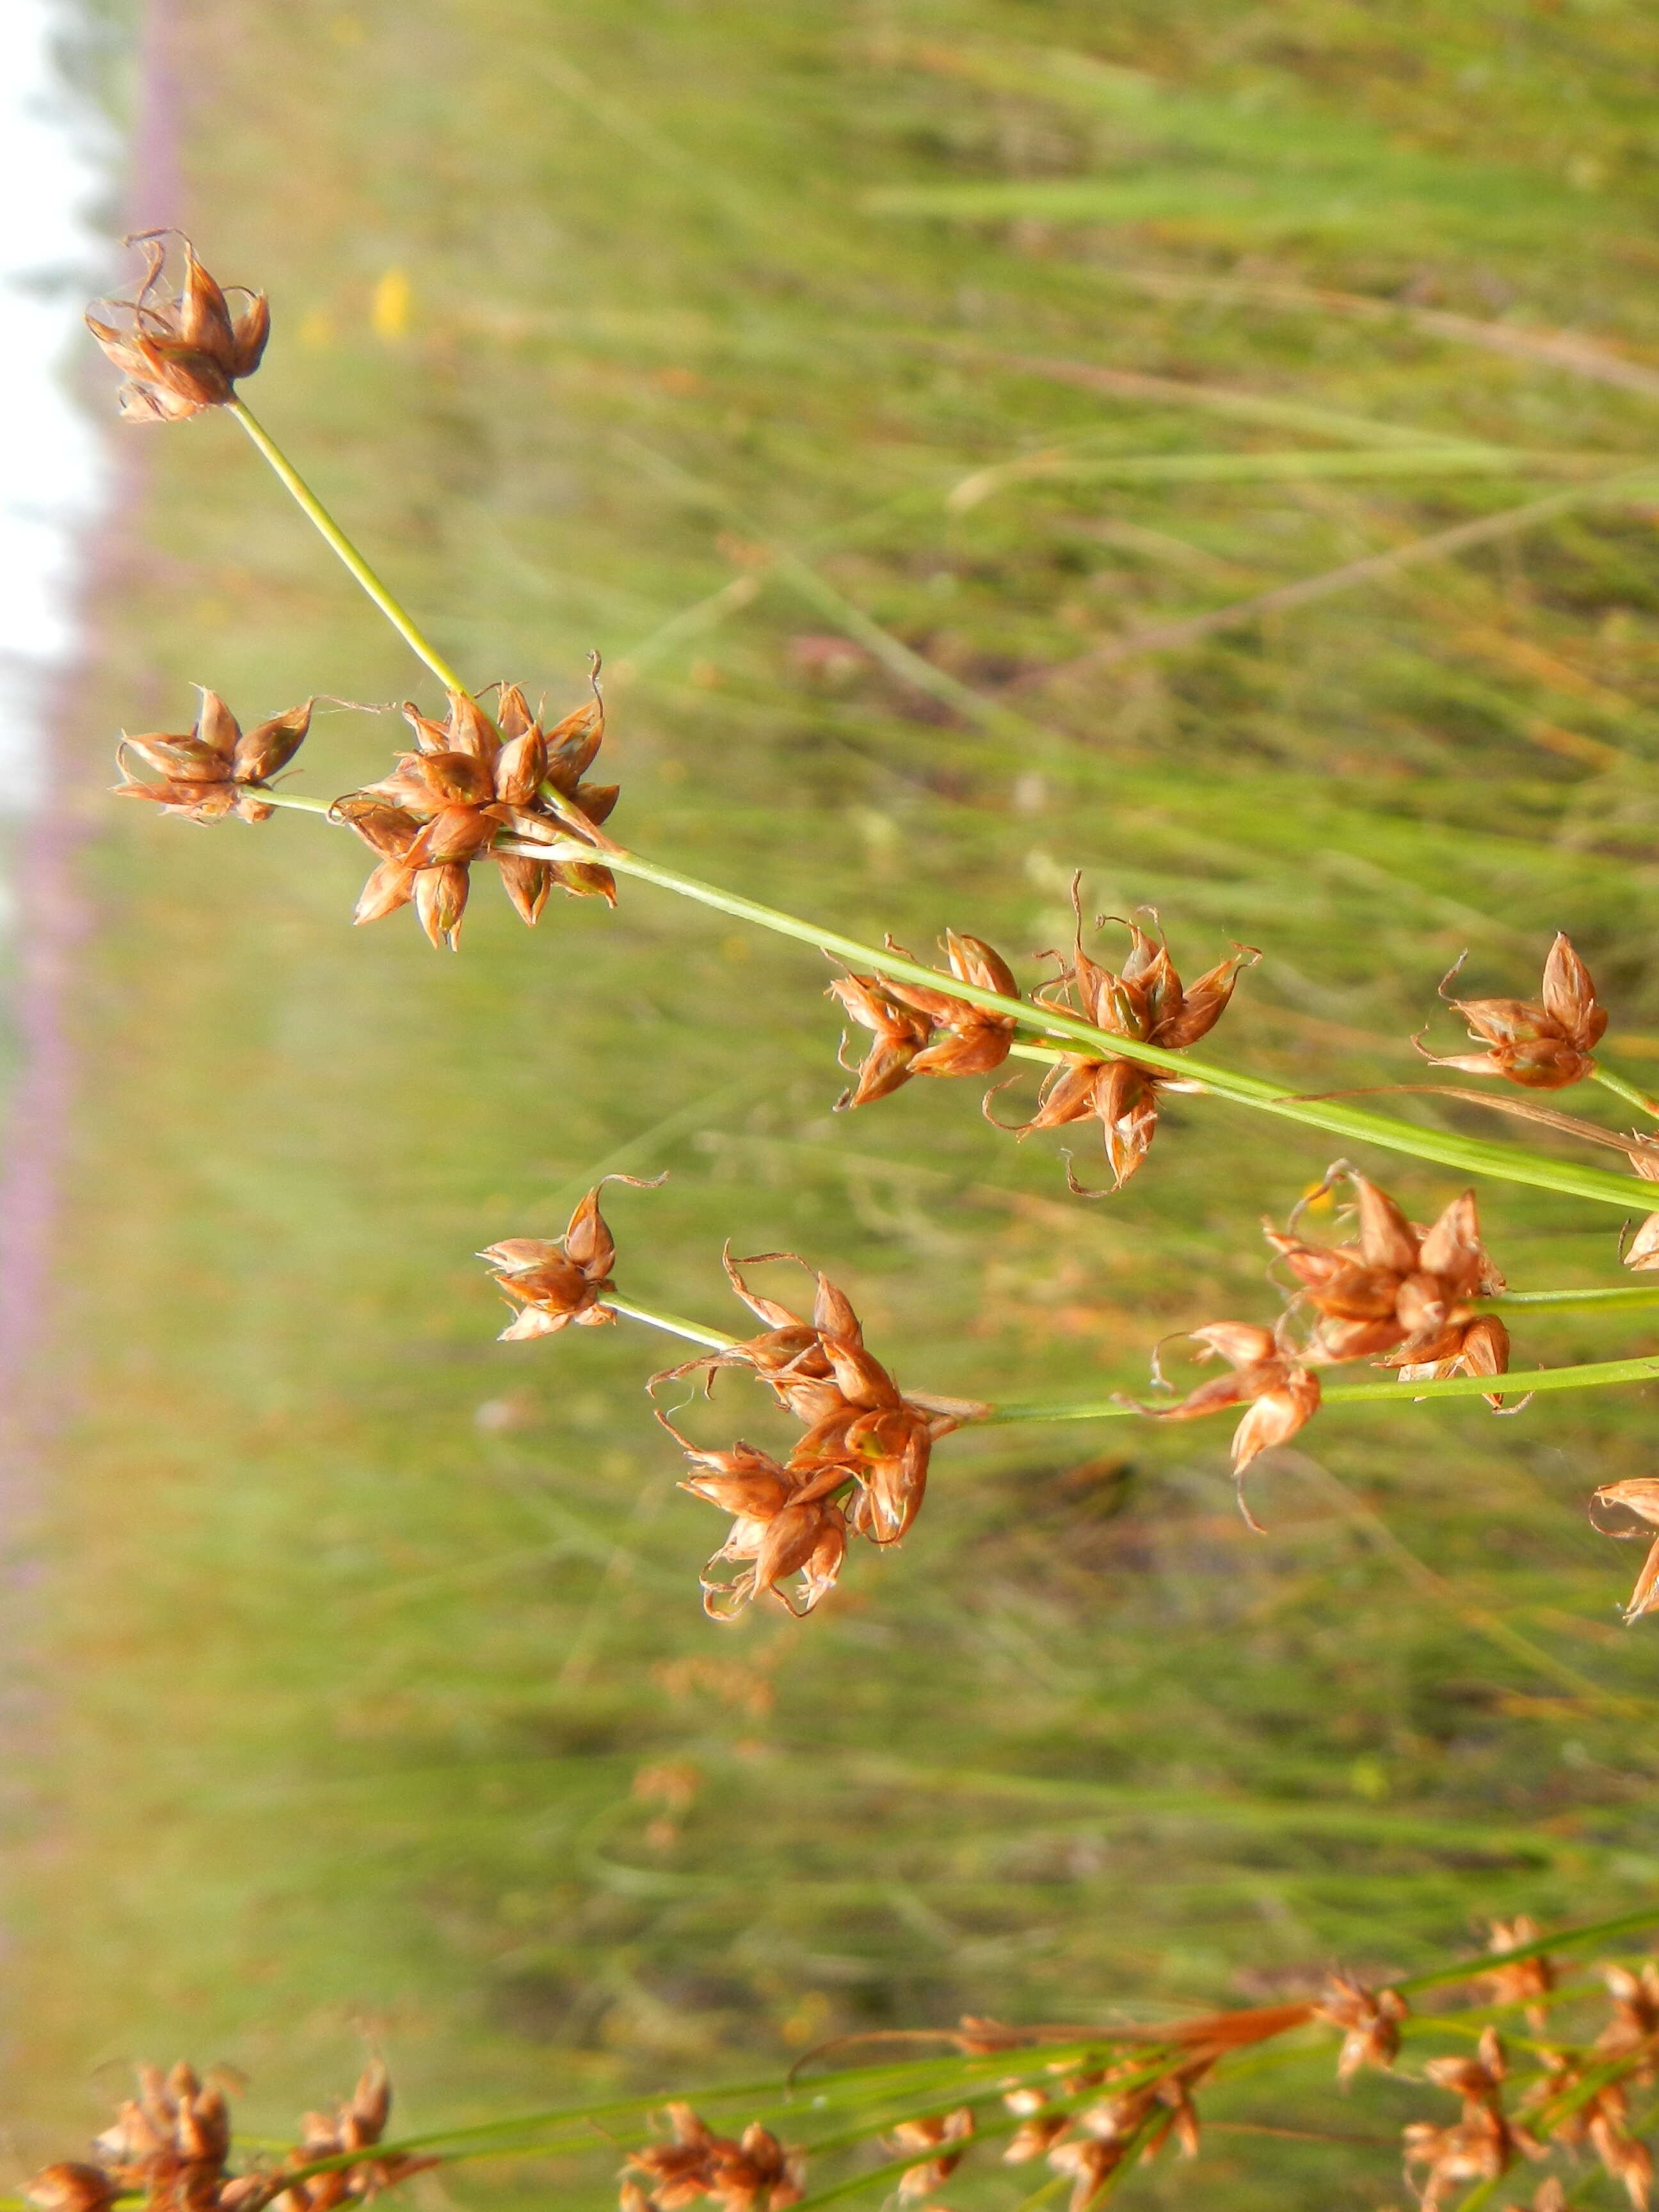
left=985, top=1350, right=1659, bottom=1428
left=600, top=1294, right=735, bottom=1350
left=556, top=846, right=1652, bottom=1214
left=596, top=1288, right=1659, bottom=1421
left=224, top=401, right=1651, bottom=1211
left=227, top=400, right=470, bottom=695
left=257, top=790, right=1655, bottom=1215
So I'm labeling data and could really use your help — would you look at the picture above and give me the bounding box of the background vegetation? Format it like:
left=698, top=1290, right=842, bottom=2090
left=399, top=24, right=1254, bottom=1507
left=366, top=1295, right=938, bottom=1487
left=9, top=1, right=1659, bottom=2203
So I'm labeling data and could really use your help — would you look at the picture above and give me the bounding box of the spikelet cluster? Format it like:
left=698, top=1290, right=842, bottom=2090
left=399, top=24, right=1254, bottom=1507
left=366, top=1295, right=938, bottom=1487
left=1141, top=1167, right=1509, bottom=1519
left=655, top=1253, right=986, bottom=1618
left=339, top=679, right=616, bottom=949
left=86, top=234, right=269, bottom=422
left=621, top=2106, right=803, bottom=2212
left=831, top=899, right=1254, bottom=1192
left=26, top=2062, right=432, bottom=2212
left=115, top=693, right=311, bottom=823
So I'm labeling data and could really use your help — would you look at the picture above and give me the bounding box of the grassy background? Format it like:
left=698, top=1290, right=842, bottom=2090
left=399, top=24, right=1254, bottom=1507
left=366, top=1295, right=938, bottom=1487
left=10, top=0, right=1659, bottom=2202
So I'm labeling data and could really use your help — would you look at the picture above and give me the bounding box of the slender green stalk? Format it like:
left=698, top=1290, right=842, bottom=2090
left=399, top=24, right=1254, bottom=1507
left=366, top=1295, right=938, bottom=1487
left=227, top=401, right=470, bottom=694
left=229, top=413, right=1653, bottom=1212
left=1480, top=1283, right=1659, bottom=1311
left=986, top=1350, right=1659, bottom=1427
left=1594, top=1064, right=1659, bottom=1121
left=598, top=1288, right=1659, bottom=1418
left=602, top=1294, right=735, bottom=1350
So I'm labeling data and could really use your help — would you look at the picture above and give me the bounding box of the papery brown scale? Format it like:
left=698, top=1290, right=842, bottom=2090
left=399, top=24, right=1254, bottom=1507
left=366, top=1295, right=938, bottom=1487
left=233, top=701, right=312, bottom=783
left=411, top=803, right=505, bottom=867
left=414, top=862, right=469, bottom=949
left=496, top=853, right=552, bottom=926
left=123, top=732, right=231, bottom=781
left=26, top=2169, right=120, bottom=2212
left=444, top=690, right=501, bottom=765
left=353, top=856, right=418, bottom=927
left=553, top=858, right=618, bottom=904
left=493, top=728, right=548, bottom=807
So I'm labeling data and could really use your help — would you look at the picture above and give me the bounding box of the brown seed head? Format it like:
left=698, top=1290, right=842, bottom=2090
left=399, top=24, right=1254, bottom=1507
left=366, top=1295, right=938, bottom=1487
left=886, top=2110, right=974, bottom=2200
left=1483, top=1918, right=1555, bottom=2032
left=656, top=1251, right=985, bottom=1615
left=1265, top=1169, right=1510, bottom=1404
left=1313, top=1974, right=1408, bottom=2082
left=1589, top=1479, right=1659, bottom=1623
left=87, top=232, right=269, bottom=422
left=1006, top=890, right=1256, bottom=1189
left=830, top=931, right=1019, bottom=1110
left=1423, top=933, right=1608, bottom=1090
left=1139, top=1320, right=1321, bottom=1528
left=1599, top=1960, right=1659, bottom=2071
left=341, top=675, right=619, bottom=947
left=115, top=692, right=312, bottom=824
left=480, top=1174, right=659, bottom=1340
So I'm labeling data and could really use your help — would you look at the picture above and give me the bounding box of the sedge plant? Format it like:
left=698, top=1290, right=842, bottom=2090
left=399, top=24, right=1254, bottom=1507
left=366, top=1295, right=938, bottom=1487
left=82, top=232, right=1659, bottom=1632
left=20, top=1908, right=1659, bottom=2212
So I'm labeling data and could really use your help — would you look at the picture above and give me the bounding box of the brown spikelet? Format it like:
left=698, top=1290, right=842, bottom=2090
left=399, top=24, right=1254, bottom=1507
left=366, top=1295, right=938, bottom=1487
left=1137, top=1321, right=1320, bottom=1528
left=115, top=692, right=312, bottom=824
left=1002, top=887, right=1256, bottom=1190
left=1422, top=933, right=1608, bottom=1090
left=830, top=931, right=1018, bottom=1110
left=337, top=673, right=620, bottom=947
left=1590, top=1478, right=1659, bottom=1623
left=480, top=1174, right=661, bottom=1341
left=86, top=232, right=269, bottom=422
left=1264, top=1168, right=1511, bottom=1404
left=653, top=1252, right=985, bottom=1617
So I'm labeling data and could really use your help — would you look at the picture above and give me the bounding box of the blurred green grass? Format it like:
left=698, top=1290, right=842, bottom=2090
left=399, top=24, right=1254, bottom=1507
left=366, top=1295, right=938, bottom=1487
left=11, top=0, right=1659, bottom=2202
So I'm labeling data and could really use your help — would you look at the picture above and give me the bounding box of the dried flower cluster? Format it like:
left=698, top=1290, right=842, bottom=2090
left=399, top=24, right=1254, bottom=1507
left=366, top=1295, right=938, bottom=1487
left=339, top=680, right=616, bottom=948
left=1424, top=934, right=1608, bottom=1091
left=1404, top=2027, right=1545, bottom=2209
left=1004, top=2062, right=1205, bottom=2209
left=1144, top=1167, right=1510, bottom=1516
left=1013, top=897, right=1257, bottom=1192
left=86, top=232, right=268, bottom=422
left=831, top=933, right=1018, bottom=1106
left=621, top=2106, right=803, bottom=2212
left=479, top=1176, right=658, bottom=1340
left=115, top=692, right=312, bottom=823
left=1311, top=1939, right=1659, bottom=2211
left=27, top=2061, right=432, bottom=2212
left=656, top=1253, right=986, bottom=1618
left=831, top=900, right=1254, bottom=1193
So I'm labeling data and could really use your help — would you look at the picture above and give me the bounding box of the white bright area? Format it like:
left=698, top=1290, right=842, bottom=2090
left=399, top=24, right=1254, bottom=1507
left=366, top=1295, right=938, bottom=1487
left=0, top=0, right=111, bottom=808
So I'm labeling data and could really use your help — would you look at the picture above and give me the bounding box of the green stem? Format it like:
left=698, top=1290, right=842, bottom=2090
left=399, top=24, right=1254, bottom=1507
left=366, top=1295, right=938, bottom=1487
left=1480, top=1283, right=1659, bottom=1311
left=597, top=1289, right=1659, bottom=1420
left=986, top=1350, right=1659, bottom=1427
left=1594, top=1063, right=1659, bottom=1120
left=602, top=1294, right=735, bottom=1350
left=227, top=400, right=469, bottom=694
